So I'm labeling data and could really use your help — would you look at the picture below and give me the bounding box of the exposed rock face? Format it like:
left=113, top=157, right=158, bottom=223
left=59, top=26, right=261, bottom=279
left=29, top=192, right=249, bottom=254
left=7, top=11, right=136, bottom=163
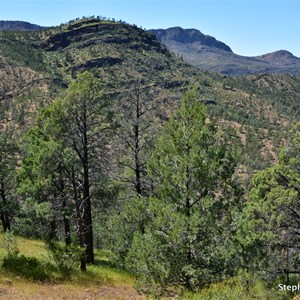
left=149, top=27, right=232, bottom=52
left=41, top=19, right=168, bottom=54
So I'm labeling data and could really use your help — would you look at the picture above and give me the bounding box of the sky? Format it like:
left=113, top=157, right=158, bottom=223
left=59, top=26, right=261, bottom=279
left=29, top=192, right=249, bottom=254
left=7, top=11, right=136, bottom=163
left=0, top=0, right=299, bottom=57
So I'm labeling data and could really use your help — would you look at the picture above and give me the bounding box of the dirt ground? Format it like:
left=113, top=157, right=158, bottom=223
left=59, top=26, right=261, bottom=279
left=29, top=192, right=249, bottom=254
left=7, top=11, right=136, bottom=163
left=0, top=281, right=146, bottom=300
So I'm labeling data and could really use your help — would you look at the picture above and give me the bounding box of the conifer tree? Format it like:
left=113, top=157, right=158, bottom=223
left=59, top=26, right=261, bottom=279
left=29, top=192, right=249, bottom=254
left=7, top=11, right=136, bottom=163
left=125, top=87, right=242, bottom=292
left=243, top=123, right=300, bottom=281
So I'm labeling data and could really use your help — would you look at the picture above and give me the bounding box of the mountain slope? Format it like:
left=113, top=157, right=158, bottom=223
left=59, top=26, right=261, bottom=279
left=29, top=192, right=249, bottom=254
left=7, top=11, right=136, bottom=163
left=150, top=27, right=232, bottom=52
left=0, top=17, right=299, bottom=178
left=0, top=20, right=44, bottom=31
left=149, top=27, right=300, bottom=76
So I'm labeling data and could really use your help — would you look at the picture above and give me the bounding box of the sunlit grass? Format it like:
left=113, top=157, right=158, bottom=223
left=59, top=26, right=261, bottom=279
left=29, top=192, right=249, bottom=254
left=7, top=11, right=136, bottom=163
left=180, top=273, right=294, bottom=300
left=0, top=233, right=134, bottom=287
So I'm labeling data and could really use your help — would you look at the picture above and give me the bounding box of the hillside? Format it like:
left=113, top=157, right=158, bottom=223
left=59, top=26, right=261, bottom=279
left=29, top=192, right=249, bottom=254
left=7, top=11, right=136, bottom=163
left=149, top=27, right=300, bottom=76
left=0, top=17, right=299, bottom=176
left=0, top=17, right=300, bottom=299
left=0, top=233, right=144, bottom=300
left=0, top=20, right=44, bottom=31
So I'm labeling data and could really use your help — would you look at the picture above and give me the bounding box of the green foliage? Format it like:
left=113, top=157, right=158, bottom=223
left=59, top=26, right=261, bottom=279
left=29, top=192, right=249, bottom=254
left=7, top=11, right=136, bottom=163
left=104, top=195, right=149, bottom=267
left=14, top=199, right=52, bottom=238
left=47, top=241, right=81, bottom=275
left=240, top=123, right=300, bottom=279
left=180, top=272, right=288, bottom=300
left=0, top=34, right=45, bottom=71
left=2, top=231, right=19, bottom=257
left=124, top=87, right=243, bottom=294
left=0, top=128, right=18, bottom=232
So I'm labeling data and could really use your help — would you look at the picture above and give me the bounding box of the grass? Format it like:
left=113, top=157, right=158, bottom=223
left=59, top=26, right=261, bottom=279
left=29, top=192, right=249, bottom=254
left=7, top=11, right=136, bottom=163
left=0, top=233, right=133, bottom=284
left=0, top=233, right=143, bottom=299
left=0, top=234, right=296, bottom=299
left=180, top=274, right=297, bottom=300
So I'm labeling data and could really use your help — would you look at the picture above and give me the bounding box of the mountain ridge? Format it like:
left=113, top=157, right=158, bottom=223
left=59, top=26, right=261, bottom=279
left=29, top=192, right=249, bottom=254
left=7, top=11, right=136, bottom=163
left=0, top=20, right=45, bottom=31
left=148, top=27, right=233, bottom=53
left=1, top=20, right=299, bottom=75
left=149, top=27, right=300, bottom=76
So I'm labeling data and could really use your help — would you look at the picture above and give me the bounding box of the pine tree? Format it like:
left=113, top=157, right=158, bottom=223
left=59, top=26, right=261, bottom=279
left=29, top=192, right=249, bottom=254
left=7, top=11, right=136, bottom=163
left=18, top=72, right=112, bottom=270
left=125, top=86, right=242, bottom=292
left=243, top=123, right=300, bottom=282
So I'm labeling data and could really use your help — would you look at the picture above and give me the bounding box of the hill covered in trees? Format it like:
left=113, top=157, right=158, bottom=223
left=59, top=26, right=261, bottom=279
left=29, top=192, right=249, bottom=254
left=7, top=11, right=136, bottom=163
left=0, top=17, right=300, bottom=299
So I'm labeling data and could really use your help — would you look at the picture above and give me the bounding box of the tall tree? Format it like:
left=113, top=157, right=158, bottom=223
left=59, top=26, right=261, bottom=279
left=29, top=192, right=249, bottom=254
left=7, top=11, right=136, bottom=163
left=125, top=87, right=242, bottom=292
left=116, top=76, right=160, bottom=197
left=105, top=72, right=162, bottom=265
left=17, top=102, right=72, bottom=245
left=18, top=72, right=112, bottom=270
left=62, top=72, right=112, bottom=265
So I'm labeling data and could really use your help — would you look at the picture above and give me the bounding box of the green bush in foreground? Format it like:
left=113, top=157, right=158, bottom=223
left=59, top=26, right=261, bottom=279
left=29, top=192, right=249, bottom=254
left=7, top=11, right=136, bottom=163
left=180, top=272, right=293, bottom=300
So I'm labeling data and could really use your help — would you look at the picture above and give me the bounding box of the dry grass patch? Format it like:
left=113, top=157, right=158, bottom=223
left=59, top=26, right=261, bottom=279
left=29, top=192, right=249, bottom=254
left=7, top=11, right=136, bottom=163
left=0, top=279, right=145, bottom=300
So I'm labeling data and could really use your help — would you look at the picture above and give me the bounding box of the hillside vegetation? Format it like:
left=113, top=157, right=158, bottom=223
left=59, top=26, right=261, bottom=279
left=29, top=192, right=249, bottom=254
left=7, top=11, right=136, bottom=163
left=0, top=17, right=299, bottom=299
left=1, top=17, right=299, bottom=175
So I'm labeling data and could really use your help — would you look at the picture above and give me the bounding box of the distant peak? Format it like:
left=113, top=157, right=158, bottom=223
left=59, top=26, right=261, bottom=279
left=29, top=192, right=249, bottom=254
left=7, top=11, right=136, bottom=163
left=258, top=50, right=298, bottom=60
left=149, top=27, right=232, bottom=53
left=0, top=20, right=44, bottom=31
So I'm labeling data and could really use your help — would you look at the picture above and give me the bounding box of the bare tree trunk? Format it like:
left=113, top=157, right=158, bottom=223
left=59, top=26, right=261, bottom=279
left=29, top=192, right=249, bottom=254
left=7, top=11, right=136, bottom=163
left=62, top=198, right=71, bottom=250
left=0, top=180, right=10, bottom=232
left=72, top=169, right=86, bottom=272
left=59, top=175, right=71, bottom=250
left=82, top=97, right=94, bottom=264
left=82, top=164, right=94, bottom=264
left=48, top=219, right=57, bottom=241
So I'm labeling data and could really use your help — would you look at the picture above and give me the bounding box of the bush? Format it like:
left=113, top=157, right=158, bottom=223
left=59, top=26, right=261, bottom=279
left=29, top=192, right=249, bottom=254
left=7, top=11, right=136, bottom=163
left=2, top=231, right=19, bottom=256
left=47, top=241, right=81, bottom=276
left=180, top=272, right=273, bottom=300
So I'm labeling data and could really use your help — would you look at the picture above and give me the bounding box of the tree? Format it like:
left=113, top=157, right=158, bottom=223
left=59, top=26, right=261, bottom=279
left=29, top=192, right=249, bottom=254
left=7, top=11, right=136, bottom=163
left=243, top=123, right=300, bottom=282
left=62, top=72, right=112, bottom=265
left=124, top=87, right=242, bottom=293
left=116, top=76, right=158, bottom=197
left=105, top=71, right=162, bottom=265
left=17, top=72, right=112, bottom=270
left=0, top=128, right=18, bottom=232
left=17, top=101, right=72, bottom=245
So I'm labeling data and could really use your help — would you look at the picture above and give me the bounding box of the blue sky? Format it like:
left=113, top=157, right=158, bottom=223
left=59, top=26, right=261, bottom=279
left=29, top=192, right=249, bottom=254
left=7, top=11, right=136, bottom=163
left=1, top=0, right=299, bottom=57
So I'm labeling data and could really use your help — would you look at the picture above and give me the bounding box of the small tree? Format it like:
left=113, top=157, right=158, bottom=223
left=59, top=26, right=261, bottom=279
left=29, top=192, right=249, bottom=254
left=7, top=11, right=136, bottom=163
left=125, top=87, right=242, bottom=292
left=243, top=123, right=300, bottom=282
